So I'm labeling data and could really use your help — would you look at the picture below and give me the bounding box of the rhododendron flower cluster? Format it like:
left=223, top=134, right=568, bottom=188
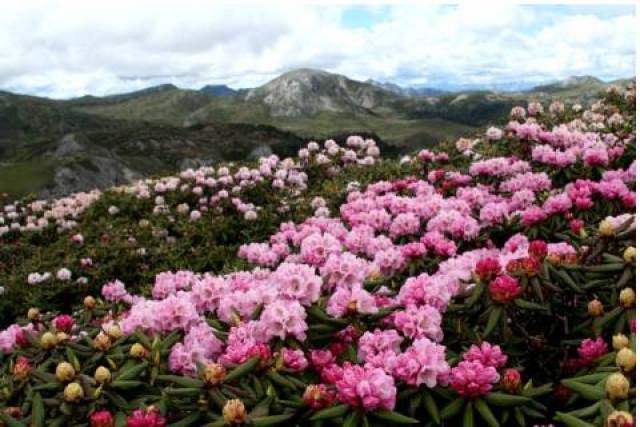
left=335, top=363, right=397, bottom=411
left=450, top=342, right=507, bottom=397
left=1, top=138, right=380, bottom=239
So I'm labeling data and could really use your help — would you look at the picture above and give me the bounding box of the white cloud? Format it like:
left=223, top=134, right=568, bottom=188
left=0, top=1, right=634, bottom=98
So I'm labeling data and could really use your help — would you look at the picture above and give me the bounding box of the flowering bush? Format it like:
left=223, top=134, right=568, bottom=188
left=0, top=85, right=636, bottom=426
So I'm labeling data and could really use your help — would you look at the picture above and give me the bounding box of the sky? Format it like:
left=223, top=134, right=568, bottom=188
left=0, top=2, right=635, bottom=99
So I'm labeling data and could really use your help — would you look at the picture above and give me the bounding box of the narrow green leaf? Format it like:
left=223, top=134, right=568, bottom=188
left=371, top=410, right=419, bottom=424
left=484, top=306, right=502, bottom=337
left=252, top=413, right=295, bottom=427
left=463, top=401, right=475, bottom=427
left=484, top=392, right=531, bottom=407
left=309, top=404, right=350, bottom=421
left=560, top=380, right=606, bottom=401
left=441, top=397, right=465, bottom=420
left=423, top=392, right=440, bottom=424
left=554, top=412, right=598, bottom=427
left=31, top=393, right=45, bottom=427
left=224, top=357, right=259, bottom=383
left=473, top=398, right=499, bottom=427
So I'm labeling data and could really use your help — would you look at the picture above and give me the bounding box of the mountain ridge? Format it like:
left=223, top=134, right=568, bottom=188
left=0, top=68, right=634, bottom=198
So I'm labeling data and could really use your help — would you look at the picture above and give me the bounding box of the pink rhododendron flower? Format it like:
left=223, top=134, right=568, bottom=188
left=450, top=360, right=499, bottom=397
left=488, top=276, right=522, bottom=304
left=336, top=363, right=397, bottom=411
left=393, top=338, right=450, bottom=387
left=463, top=342, right=508, bottom=369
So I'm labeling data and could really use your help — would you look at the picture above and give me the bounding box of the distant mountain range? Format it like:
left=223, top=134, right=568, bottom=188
left=0, top=68, right=634, bottom=198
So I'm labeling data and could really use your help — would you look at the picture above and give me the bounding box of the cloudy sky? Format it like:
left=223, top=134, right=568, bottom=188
left=0, top=2, right=635, bottom=98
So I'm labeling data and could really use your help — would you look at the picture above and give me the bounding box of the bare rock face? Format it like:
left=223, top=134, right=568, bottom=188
left=245, top=68, right=398, bottom=117
left=43, top=157, right=143, bottom=198
left=248, top=145, right=272, bottom=159
left=52, top=134, right=84, bottom=158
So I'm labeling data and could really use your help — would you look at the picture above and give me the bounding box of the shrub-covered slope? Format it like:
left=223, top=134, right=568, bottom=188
left=0, top=85, right=636, bottom=427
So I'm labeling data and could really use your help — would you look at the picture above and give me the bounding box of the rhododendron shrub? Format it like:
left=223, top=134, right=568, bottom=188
left=0, top=86, right=636, bottom=426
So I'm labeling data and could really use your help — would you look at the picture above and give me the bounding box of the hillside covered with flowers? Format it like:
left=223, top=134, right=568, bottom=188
left=0, top=85, right=636, bottom=427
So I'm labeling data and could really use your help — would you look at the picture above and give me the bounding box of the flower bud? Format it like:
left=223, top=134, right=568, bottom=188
left=587, top=299, right=604, bottom=317
left=599, top=219, right=615, bottom=237
left=12, top=356, right=32, bottom=381
left=89, top=409, right=114, bottom=427
left=623, top=246, right=635, bottom=264
left=500, top=368, right=521, bottom=394
left=615, top=348, right=636, bottom=372
left=107, top=324, right=123, bottom=339
left=27, top=307, right=40, bottom=321
left=129, top=343, right=147, bottom=359
left=94, top=366, right=112, bottom=384
left=64, top=382, right=85, bottom=403
left=56, top=332, right=70, bottom=343
left=303, top=384, right=335, bottom=410
left=40, top=332, right=58, bottom=350
left=605, top=373, right=630, bottom=400
left=222, top=399, right=246, bottom=424
left=55, top=362, right=76, bottom=382
left=93, top=332, right=112, bottom=351
left=612, top=334, right=630, bottom=351
left=202, top=363, right=226, bottom=387
left=53, top=314, right=74, bottom=333
left=606, top=410, right=634, bottom=427
left=619, top=288, right=635, bottom=308
left=84, top=296, right=97, bottom=310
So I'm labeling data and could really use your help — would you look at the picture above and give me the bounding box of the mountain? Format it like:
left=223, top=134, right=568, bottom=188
left=200, top=84, right=238, bottom=97
left=366, top=79, right=448, bottom=97
left=0, top=91, right=309, bottom=198
left=531, top=75, right=604, bottom=92
left=1, top=68, right=632, bottom=199
left=244, top=68, right=401, bottom=117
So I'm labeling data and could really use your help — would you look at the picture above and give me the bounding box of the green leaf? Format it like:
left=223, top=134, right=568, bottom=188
left=583, top=263, right=625, bottom=272
left=252, top=414, right=295, bottom=427
left=249, top=397, right=273, bottom=418
left=514, top=299, right=549, bottom=311
left=567, top=401, right=600, bottom=418
left=554, top=412, right=598, bottom=427
left=164, top=387, right=202, bottom=397
left=309, top=404, right=350, bottom=421
left=521, top=382, right=553, bottom=398
left=465, top=283, right=485, bottom=307
left=484, top=392, right=531, bottom=407
left=115, top=361, right=149, bottom=381
left=473, top=398, right=499, bottom=427
left=567, top=373, right=611, bottom=385
left=155, top=374, right=205, bottom=388
left=423, top=392, right=440, bottom=424
left=265, top=370, right=296, bottom=390
left=441, top=397, right=465, bottom=420
left=463, top=401, right=475, bottom=427
left=224, top=357, right=259, bottom=383
left=107, top=379, right=148, bottom=392
left=514, top=408, right=526, bottom=427
left=484, top=306, right=502, bottom=337
left=31, top=392, right=45, bottom=427
left=371, top=410, right=419, bottom=424
left=556, top=269, right=583, bottom=293
left=560, top=380, right=606, bottom=401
